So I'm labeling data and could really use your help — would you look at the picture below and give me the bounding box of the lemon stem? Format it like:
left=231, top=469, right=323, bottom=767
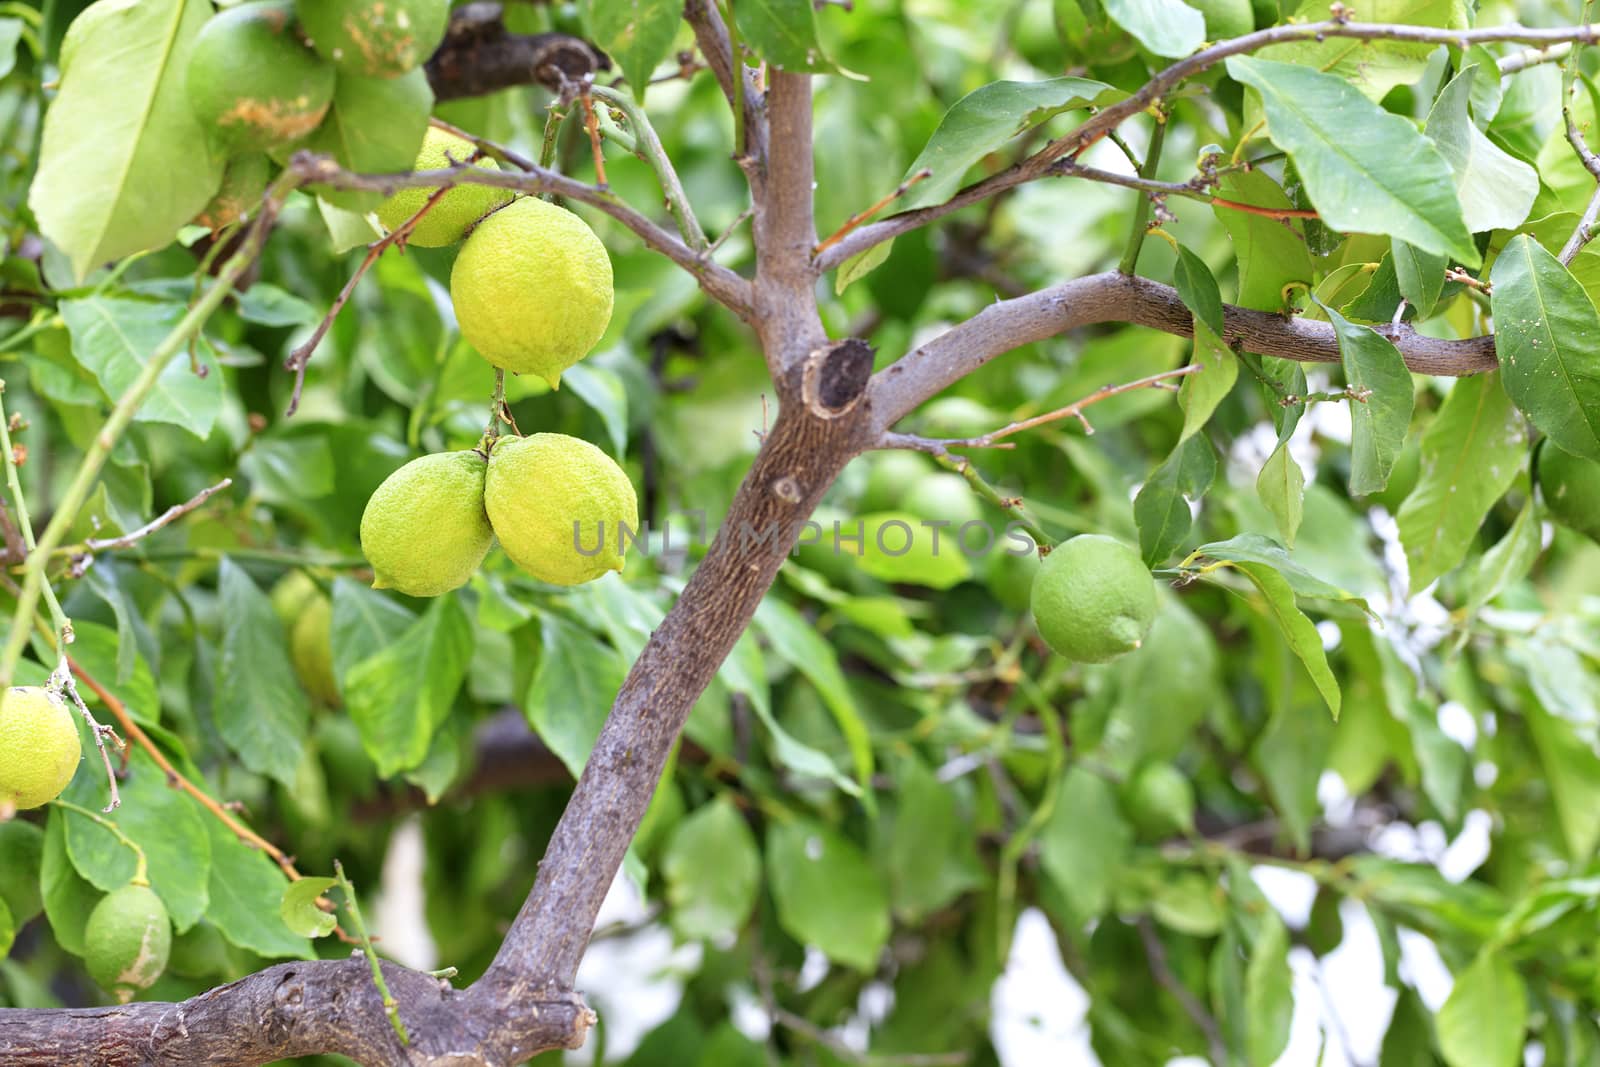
left=52, top=799, right=148, bottom=885
left=334, top=859, right=409, bottom=1046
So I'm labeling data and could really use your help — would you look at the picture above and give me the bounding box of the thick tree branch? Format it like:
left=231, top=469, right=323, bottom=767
left=816, top=19, right=1600, bottom=270
left=0, top=958, right=591, bottom=1066
left=425, top=3, right=608, bottom=101
left=290, top=155, right=754, bottom=319
left=868, top=272, right=1498, bottom=429
left=751, top=72, right=828, bottom=367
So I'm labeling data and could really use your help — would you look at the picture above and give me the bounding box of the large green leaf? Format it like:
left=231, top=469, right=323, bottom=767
left=662, top=798, right=760, bottom=941
left=1101, top=0, right=1203, bottom=57
left=1464, top=498, right=1541, bottom=611
left=1175, top=246, right=1238, bottom=441
left=1245, top=912, right=1293, bottom=1066
left=1436, top=952, right=1527, bottom=1067
left=206, top=820, right=315, bottom=960
left=329, top=578, right=415, bottom=688
left=1135, top=435, right=1216, bottom=566
left=1257, top=0, right=1468, bottom=101
left=215, top=559, right=311, bottom=788
left=304, top=68, right=432, bottom=214
left=524, top=614, right=628, bottom=777
left=1392, top=240, right=1446, bottom=320
left=898, top=78, right=1125, bottom=213
left=58, top=297, right=223, bottom=437
left=1322, top=302, right=1414, bottom=495
left=1227, top=57, right=1477, bottom=265
left=767, top=819, right=890, bottom=972
left=1396, top=373, right=1524, bottom=593
left=1522, top=698, right=1600, bottom=864
left=30, top=0, right=223, bottom=280
left=1189, top=534, right=1370, bottom=610
left=733, top=0, right=841, bottom=73
left=1257, top=443, right=1305, bottom=548
left=1233, top=560, right=1341, bottom=718
left=1489, top=235, right=1600, bottom=460
left=755, top=598, right=874, bottom=793
left=345, top=594, right=474, bottom=776
left=1038, top=767, right=1131, bottom=921
left=582, top=0, right=682, bottom=98
left=1215, top=171, right=1314, bottom=312
left=876, top=754, right=984, bottom=922
left=1424, top=66, right=1538, bottom=234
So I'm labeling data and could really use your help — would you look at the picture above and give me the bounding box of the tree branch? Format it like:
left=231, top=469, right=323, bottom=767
left=750, top=72, right=828, bottom=368
left=868, top=272, right=1498, bottom=429
left=289, top=154, right=755, bottom=319
left=425, top=2, right=608, bottom=101
left=816, top=19, right=1600, bottom=270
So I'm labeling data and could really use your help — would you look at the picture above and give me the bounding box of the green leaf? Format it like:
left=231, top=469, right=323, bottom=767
left=767, top=819, right=890, bottom=972
left=1215, top=171, right=1314, bottom=312
left=60, top=745, right=211, bottom=932
left=1134, top=435, right=1215, bottom=566
left=1233, top=560, right=1342, bottom=718
left=1226, top=57, right=1477, bottom=265
left=583, top=0, right=682, bottom=97
left=1190, top=534, right=1371, bottom=609
left=1396, top=373, right=1524, bottom=592
left=524, top=614, right=628, bottom=777
left=279, top=877, right=339, bottom=939
left=877, top=755, right=984, bottom=922
left=233, top=283, right=319, bottom=328
left=845, top=512, right=973, bottom=590
left=29, top=0, right=224, bottom=280
left=733, top=0, right=840, bottom=73
left=1257, top=0, right=1468, bottom=102
left=1436, top=952, right=1527, bottom=1067
left=345, top=594, right=474, bottom=777
left=239, top=436, right=335, bottom=506
left=563, top=362, right=630, bottom=455
left=0, top=896, right=12, bottom=959
left=1257, top=442, right=1305, bottom=547
left=1489, top=235, right=1600, bottom=460
left=1523, top=698, right=1600, bottom=864
left=1321, top=301, right=1414, bottom=495
left=1392, top=240, right=1447, bottom=319
left=662, top=798, right=760, bottom=941
left=305, top=68, right=433, bottom=213
left=59, top=297, right=223, bottom=437
left=1039, top=768, right=1132, bottom=921
left=1465, top=497, right=1541, bottom=610
left=1425, top=65, right=1538, bottom=234
left=197, top=818, right=312, bottom=960
left=216, top=559, right=310, bottom=787
left=329, top=578, right=416, bottom=688
left=40, top=813, right=99, bottom=957
left=1245, top=912, right=1293, bottom=1066
left=1176, top=248, right=1238, bottom=441
left=898, top=78, right=1125, bottom=213
left=1102, top=0, right=1203, bottom=57
left=755, top=597, right=874, bottom=794
left=0, top=19, right=24, bottom=81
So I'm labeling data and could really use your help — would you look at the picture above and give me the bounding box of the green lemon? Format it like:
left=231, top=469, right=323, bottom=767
left=360, top=451, right=494, bottom=597
left=450, top=196, right=614, bottom=386
left=0, top=686, right=80, bottom=812
left=902, top=471, right=984, bottom=528
left=188, top=1, right=335, bottom=153
left=271, top=573, right=342, bottom=707
left=1538, top=441, right=1600, bottom=544
left=297, top=0, right=450, bottom=78
left=484, top=434, right=639, bottom=586
left=84, top=883, right=172, bottom=1003
left=0, top=820, right=44, bottom=924
left=1124, top=762, right=1196, bottom=837
left=303, top=67, right=433, bottom=213
left=194, top=154, right=271, bottom=230
left=1029, top=534, right=1157, bottom=663
left=374, top=128, right=515, bottom=247
left=857, top=450, right=934, bottom=513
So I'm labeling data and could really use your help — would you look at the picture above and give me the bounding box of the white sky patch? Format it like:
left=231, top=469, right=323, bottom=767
left=372, top=816, right=437, bottom=971
left=990, top=908, right=1098, bottom=1067
left=1436, top=700, right=1478, bottom=749
left=1253, top=866, right=1318, bottom=929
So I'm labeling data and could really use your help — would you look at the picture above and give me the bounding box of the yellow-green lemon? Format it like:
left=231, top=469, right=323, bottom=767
left=194, top=154, right=271, bottom=230
left=0, top=686, right=80, bottom=812
left=374, top=128, right=514, bottom=247
left=450, top=196, right=614, bottom=386
left=188, top=2, right=335, bottom=153
left=1123, top=762, right=1196, bottom=837
left=902, top=471, right=984, bottom=528
left=1538, top=441, right=1600, bottom=544
left=84, top=883, right=172, bottom=1003
left=485, top=434, right=638, bottom=586
left=1030, top=534, right=1157, bottom=663
left=360, top=451, right=494, bottom=597
left=271, top=573, right=341, bottom=707
left=298, top=0, right=450, bottom=79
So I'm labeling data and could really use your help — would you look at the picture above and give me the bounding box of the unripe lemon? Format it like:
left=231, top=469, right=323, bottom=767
left=194, top=154, right=271, bottom=230
left=360, top=451, right=494, bottom=597
left=1030, top=535, right=1157, bottom=663
left=902, top=472, right=984, bottom=528
left=485, top=434, right=639, bottom=586
left=304, top=68, right=433, bottom=213
left=374, top=128, right=514, bottom=247
left=0, top=686, right=80, bottom=812
left=298, top=0, right=450, bottom=78
left=84, top=883, right=172, bottom=1003
left=451, top=197, right=614, bottom=387
left=271, top=573, right=341, bottom=707
left=1538, top=442, right=1600, bottom=544
left=858, top=450, right=933, bottom=512
left=1124, top=762, right=1196, bottom=837
left=188, top=2, right=335, bottom=153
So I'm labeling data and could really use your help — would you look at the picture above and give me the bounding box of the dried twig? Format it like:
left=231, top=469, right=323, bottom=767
left=76, top=479, right=232, bottom=554
left=813, top=168, right=932, bottom=257
left=1138, top=917, right=1228, bottom=1066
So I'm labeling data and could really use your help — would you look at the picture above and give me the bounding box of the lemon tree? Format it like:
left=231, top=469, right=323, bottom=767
left=5, top=1, right=1600, bottom=1064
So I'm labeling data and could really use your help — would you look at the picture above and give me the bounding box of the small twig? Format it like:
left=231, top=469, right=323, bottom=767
left=1119, top=111, right=1168, bottom=275
left=590, top=84, right=709, bottom=250
left=1137, top=917, right=1228, bottom=1066
left=1444, top=266, right=1491, bottom=292
left=1499, top=41, right=1573, bottom=73
left=334, top=860, right=409, bottom=1046
left=922, top=365, right=1201, bottom=448
left=1559, top=3, right=1600, bottom=265
left=813, top=169, right=933, bottom=257
left=283, top=186, right=454, bottom=416
left=68, top=659, right=304, bottom=881
left=50, top=665, right=123, bottom=812
left=50, top=798, right=148, bottom=883
left=578, top=90, right=609, bottom=189
left=426, top=116, right=538, bottom=173
left=770, top=1006, right=969, bottom=1066
left=76, top=479, right=232, bottom=554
